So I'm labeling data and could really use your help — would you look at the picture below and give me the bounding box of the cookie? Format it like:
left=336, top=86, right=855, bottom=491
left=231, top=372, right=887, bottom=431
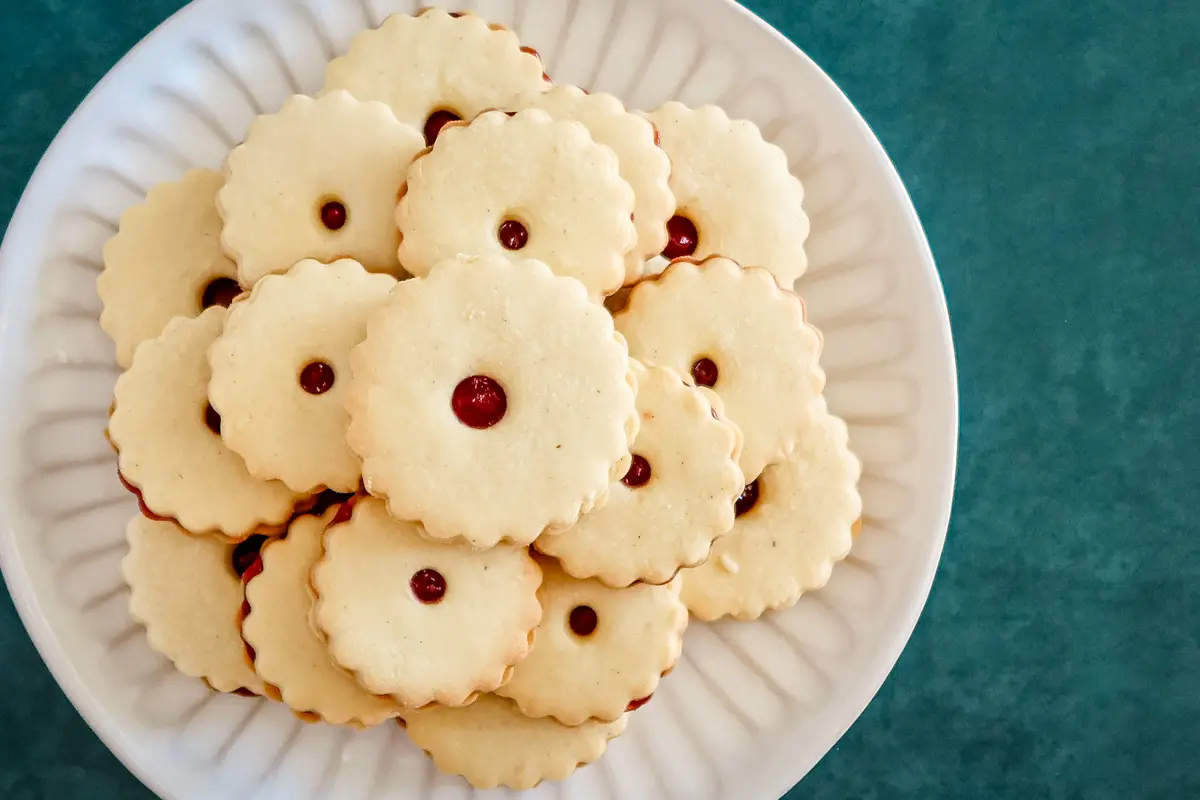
left=99, top=169, right=240, bottom=368
left=241, top=507, right=403, bottom=726
left=535, top=362, right=744, bottom=587
left=122, top=513, right=266, bottom=695
left=396, top=109, right=637, bottom=301
left=681, top=402, right=862, bottom=620
left=323, top=8, right=549, bottom=146
left=207, top=259, right=396, bottom=494
left=404, top=694, right=626, bottom=790
left=614, top=256, right=824, bottom=482
left=496, top=558, right=687, bottom=725
left=218, top=91, right=425, bottom=287
left=647, top=102, right=809, bottom=288
left=310, top=496, right=543, bottom=708
left=509, top=86, right=673, bottom=285
left=108, top=308, right=306, bottom=540
left=345, top=255, right=638, bottom=548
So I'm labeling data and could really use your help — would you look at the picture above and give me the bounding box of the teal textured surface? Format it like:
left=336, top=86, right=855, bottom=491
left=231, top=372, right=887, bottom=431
left=1, top=1, right=1197, bottom=798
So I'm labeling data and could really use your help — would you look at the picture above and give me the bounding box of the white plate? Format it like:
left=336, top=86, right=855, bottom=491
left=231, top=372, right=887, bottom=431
left=0, top=0, right=957, bottom=797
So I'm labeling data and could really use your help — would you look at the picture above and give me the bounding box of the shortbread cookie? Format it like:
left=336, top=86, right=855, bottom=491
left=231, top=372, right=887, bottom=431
left=323, top=8, right=549, bottom=146
left=122, top=513, right=265, bottom=695
left=218, top=91, right=424, bottom=286
left=207, top=259, right=396, bottom=494
left=681, top=403, right=862, bottom=620
left=647, top=102, right=809, bottom=288
left=404, top=694, right=626, bottom=790
left=241, top=508, right=402, bottom=726
left=509, top=86, right=673, bottom=285
left=346, top=256, right=638, bottom=547
left=396, top=110, right=637, bottom=301
left=497, top=559, right=686, bottom=725
left=311, top=496, right=542, bottom=708
left=99, top=169, right=240, bottom=368
left=108, top=308, right=306, bottom=539
left=614, top=256, right=824, bottom=481
left=536, top=362, right=744, bottom=587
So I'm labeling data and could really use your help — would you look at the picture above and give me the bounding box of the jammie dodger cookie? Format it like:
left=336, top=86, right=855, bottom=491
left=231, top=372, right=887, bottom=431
left=218, top=91, right=424, bottom=286
left=404, top=694, right=627, bottom=790
left=108, top=308, right=306, bottom=539
left=310, top=496, right=543, bottom=708
left=207, top=259, right=396, bottom=494
left=99, top=169, right=240, bottom=368
left=509, top=86, right=673, bottom=285
left=396, top=110, right=637, bottom=301
left=681, top=403, right=862, bottom=621
left=614, top=256, right=824, bottom=482
left=536, top=362, right=744, bottom=587
left=323, top=8, right=549, bottom=146
left=345, top=255, right=639, bottom=547
left=122, top=513, right=266, bottom=695
left=496, top=558, right=687, bottom=725
left=241, top=507, right=402, bottom=726
left=647, top=102, right=810, bottom=288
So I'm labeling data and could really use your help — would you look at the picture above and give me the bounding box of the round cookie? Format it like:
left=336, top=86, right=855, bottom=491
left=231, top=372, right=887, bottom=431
left=310, top=496, right=543, bottom=708
left=207, top=259, right=396, bottom=494
left=323, top=8, right=549, bottom=146
left=99, top=169, right=240, bottom=368
left=241, top=507, right=403, bottom=726
left=496, top=558, right=687, bottom=725
left=404, top=694, right=626, bottom=791
left=122, top=513, right=266, bottom=695
left=536, top=362, right=744, bottom=587
left=614, top=256, right=824, bottom=482
left=218, top=91, right=425, bottom=287
left=509, top=86, right=673, bottom=285
left=396, top=109, right=637, bottom=301
left=345, top=255, right=639, bottom=548
left=108, top=308, right=306, bottom=540
left=681, top=402, right=862, bottom=620
left=647, top=102, right=809, bottom=288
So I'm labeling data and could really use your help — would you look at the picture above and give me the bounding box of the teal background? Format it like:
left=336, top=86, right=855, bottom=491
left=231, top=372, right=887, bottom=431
left=2, top=1, right=1197, bottom=797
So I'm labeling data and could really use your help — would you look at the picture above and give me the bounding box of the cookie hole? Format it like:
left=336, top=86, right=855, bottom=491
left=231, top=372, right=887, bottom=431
left=410, top=568, right=447, bottom=604
left=204, top=403, right=222, bottom=436
left=200, top=277, right=240, bottom=310
left=299, top=361, right=335, bottom=395
left=691, top=357, right=719, bottom=388
left=622, top=454, right=652, bottom=488
left=423, top=109, right=461, bottom=146
left=452, top=375, right=507, bottom=429
left=662, top=214, right=699, bottom=260
left=497, top=218, right=528, bottom=251
left=734, top=479, right=761, bottom=518
left=568, top=605, right=598, bottom=637
left=319, top=199, right=347, bottom=231
left=231, top=534, right=268, bottom=579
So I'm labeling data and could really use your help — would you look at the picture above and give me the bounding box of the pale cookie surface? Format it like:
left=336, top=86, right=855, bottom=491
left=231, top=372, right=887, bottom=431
left=310, top=496, right=543, bottom=708
left=497, top=558, right=687, bottom=725
left=681, top=402, right=862, bottom=620
left=345, top=256, right=638, bottom=547
left=99, top=169, right=239, bottom=368
left=207, top=259, right=396, bottom=494
left=108, top=308, right=305, bottom=539
left=396, top=110, right=637, bottom=301
left=509, top=86, right=673, bottom=285
left=242, top=508, right=402, bottom=726
left=536, top=362, right=744, bottom=587
left=648, top=102, right=810, bottom=288
left=122, top=514, right=265, bottom=695
left=615, top=256, right=824, bottom=482
left=218, top=91, right=424, bottom=286
left=404, top=694, right=627, bottom=791
left=323, top=8, right=548, bottom=143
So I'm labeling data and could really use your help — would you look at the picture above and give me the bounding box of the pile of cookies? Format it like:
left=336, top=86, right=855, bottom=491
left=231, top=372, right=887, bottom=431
left=99, top=7, right=862, bottom=791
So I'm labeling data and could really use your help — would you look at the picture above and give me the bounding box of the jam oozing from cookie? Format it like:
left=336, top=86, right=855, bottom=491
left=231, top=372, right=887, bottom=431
left=200, top=277, right=241, bottom=310
left=299, top=361, right=335, bottom=395
left=622, top=455, right=652, bottom=488
left=568, top=605, right=599, bottom=637
left=691, top=357, right=719, bottom=388
left=662, top=214, right=699, bottom=259
left=451, top=375, right=507, bottom=429
left=410, top=568, right=447, bottom=604
left=320, top=200, right=347, bottom=231
left=626, top=694, right=652, bottom=712
left=204, top=403, right=222, bottom=435
left=497, top=219, right=529, bottom=251
left=231, top=534, right=268, bottom=579
left=423, top=110, right=461, bottom=146
left=734, top=479, right=761, bottom=517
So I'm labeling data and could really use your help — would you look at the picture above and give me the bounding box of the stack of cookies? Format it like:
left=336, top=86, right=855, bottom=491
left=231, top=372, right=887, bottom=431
left=99, top=7, right=863, bottom=791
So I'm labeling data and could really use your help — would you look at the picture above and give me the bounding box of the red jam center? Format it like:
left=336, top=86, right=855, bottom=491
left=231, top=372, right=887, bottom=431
left=410, top=568, right=447, bottom=604
left=734, top=479, right=760, bottom=517
left=691, top=357, right=718, bottom=388
left=320, top=200, right=347, bottom=231
left=299, top=361, right=335, bottom=395
left=622, top=455, right=652, bottom=488
left=204, top=404, right=222, bottom=435
left=498, top=219, right=528, bottom=251
left=662, top=214, right=698, bottom=259
left=451, top=375, right=507, bottom=429
left=568, top=605, right=598, bottom=637
left=424, top=110, right=461, bottom=146
left=231, top=534, right=268, bottom=578
left=200, top=277, right=240, bottom=309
